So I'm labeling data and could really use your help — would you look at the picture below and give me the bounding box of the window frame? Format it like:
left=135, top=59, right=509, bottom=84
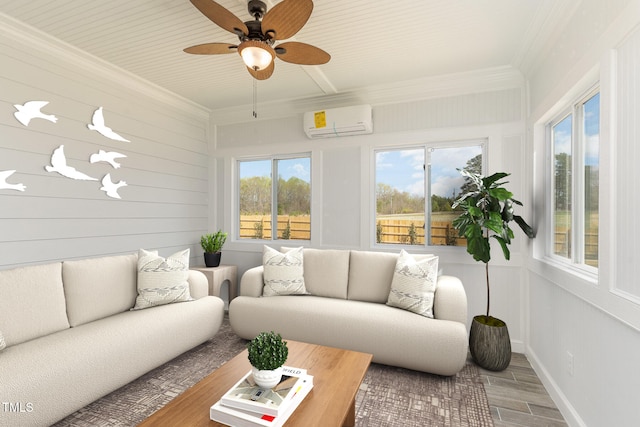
left=235, top=152, right=312, bottom=243
left=372, top=139, right=486, bottom=250
left=545, top=85, right=600, bottom=275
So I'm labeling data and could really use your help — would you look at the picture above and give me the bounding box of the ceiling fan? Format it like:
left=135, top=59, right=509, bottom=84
left=184, top=0, right=331, bottom=80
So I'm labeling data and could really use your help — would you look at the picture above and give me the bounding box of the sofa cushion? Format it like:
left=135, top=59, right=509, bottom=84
left=263, top=246, right=308, bottom=296
left=386, top=250, right=438, bottom=318
left=0, top=262, right=69, bottom=347
left=347, top=251, right=398, bottom=303
left=281, top=247, right=350, bottom=299
left=133, top=249, right=193, bottom=310
left=347, top=250, right=436, bottom=303
left=63, top=253, right=138, bottom=327
left=0, top=330, right=5, bottom=351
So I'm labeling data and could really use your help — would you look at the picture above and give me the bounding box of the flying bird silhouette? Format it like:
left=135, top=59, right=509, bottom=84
left=100, top=173, right=127, bottom=199
left=90, top=150, right=127, bottom=169
left=0, top=170, right=26, bottom=191
left=87, top=107, right=130, bottom=142
left=45, top=145, right=98, bottom=181
left=13, top=101, right=58, bottom=126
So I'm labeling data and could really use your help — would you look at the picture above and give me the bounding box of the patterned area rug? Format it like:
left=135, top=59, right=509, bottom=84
left=54, top=317, right=493, bottom=427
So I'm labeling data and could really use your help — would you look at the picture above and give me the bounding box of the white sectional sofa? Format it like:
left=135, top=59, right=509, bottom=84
left=0, top=251, right=225, bottom=427
left=229, top=247, right=468, bottom=376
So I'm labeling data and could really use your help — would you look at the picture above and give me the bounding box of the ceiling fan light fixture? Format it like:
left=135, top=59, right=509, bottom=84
left=238, top=40, right=275, bottom=70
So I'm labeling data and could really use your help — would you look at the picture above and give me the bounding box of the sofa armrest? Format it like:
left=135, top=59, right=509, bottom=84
left=433, top=275, right=467, bottom=324
left=239, top=266, right=264, bottom=297
left=188, top=270, right=209, bottom=299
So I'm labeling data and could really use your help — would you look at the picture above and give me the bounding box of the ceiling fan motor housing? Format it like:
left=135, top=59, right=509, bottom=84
left=248, top=0, right=267, bottom=19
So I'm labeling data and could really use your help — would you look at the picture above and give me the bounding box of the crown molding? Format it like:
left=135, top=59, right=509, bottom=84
left=0, top=12, right=210, bottom=120
left=211, top=66, right=526, bottom=126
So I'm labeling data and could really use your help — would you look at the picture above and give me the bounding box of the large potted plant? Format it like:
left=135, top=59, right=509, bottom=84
left=247, top=331, right=289, bottom=389
left=452, top=170, right=534, bottom=371
left=200, top=230, right=227, bottom=267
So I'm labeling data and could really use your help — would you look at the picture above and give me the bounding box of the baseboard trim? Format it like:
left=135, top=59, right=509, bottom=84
left=525, top=347, right=586, bottom=427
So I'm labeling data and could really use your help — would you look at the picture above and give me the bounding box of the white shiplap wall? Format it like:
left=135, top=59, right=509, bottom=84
left=0, top=18, right=210, bottom=269
left=613, top=26, right=640, bottom=303
left=526, top=1, right=640, bottom=426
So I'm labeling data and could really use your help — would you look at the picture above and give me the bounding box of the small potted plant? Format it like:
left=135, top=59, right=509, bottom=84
left=452, top=169, right=534, bottom=371
left=200, top=230, right=227, bottom=267
left=247, top=331, right=289, bottom=389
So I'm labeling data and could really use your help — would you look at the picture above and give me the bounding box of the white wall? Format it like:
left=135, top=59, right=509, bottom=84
left=213, top=85, right=532, bottom=348
left=0, top=16, right=210, bottom=268
left=526, top=0, right=640, bottom=425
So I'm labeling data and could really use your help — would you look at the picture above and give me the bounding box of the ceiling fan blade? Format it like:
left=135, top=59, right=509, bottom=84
left=261, top=0, right=313, bottom=40
left=247, top=61, right=275, bottom=80
left=190, top=0, right=248, bottom=36
left=184, top=42, right=237, bottom=55
left=275, top=42, right=330, bottom=65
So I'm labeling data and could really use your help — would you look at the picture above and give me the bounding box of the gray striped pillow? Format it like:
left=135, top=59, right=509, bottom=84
left=386, top=250, right=438, bottom=318
left=132, top=248, right=193, bottom=310
left=262, top=245, right=308, bottom=296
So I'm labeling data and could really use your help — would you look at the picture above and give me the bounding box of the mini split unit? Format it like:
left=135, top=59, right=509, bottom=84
left=303, top=104, right=373, bottom=139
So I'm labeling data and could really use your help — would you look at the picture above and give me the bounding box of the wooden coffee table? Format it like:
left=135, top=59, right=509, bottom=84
left=138, top=340, right=373, bottom=427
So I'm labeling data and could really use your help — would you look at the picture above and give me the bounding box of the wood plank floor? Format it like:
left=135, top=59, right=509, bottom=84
left=480, top=353, right=568, bottom=427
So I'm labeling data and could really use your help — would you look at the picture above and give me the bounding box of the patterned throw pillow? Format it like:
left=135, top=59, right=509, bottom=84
left=262, top=246, right=308, bottom=296
left=132, top=248, right=193, bottom=310
left=386, top=250, right=439, bottom=318
left=0, top=330, right=6, bottom=351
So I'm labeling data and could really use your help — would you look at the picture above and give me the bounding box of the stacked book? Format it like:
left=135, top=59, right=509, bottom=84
left=210, top=366, right=314, bottom=427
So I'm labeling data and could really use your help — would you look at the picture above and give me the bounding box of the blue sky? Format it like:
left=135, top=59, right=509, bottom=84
left=376, top=145, right=482, bottom=198
left=553, top=92, right=599, bottom=166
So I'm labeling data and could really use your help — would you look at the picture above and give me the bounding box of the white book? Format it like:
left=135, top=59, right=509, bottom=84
left=211, top=376, right=313, bottom=427
left=220, top=366, right=311, bottom=417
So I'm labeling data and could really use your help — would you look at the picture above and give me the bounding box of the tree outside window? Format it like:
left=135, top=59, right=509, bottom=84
left=238, top=156, right=311, bottom=241
left=548, top=90, right=599, bottom=269
left=375, top=142, right=484, bottom=247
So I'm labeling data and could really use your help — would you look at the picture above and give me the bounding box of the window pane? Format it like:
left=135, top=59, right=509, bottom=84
left=430, top=146, right=483, bottom=246
left=375, top=149, right=425, bottom=245
left=239, top=160, right=272, bottom=239
left=275, top=157, right=311, bottom=240
left=552, top=115, right=572, bottom=259
left=583, top=93, right=599, bottom=267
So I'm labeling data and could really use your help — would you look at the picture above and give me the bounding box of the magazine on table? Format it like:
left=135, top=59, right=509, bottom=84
left=210, top=374, right=313, bottom=427
left=220, top=366, right=312, bottom=417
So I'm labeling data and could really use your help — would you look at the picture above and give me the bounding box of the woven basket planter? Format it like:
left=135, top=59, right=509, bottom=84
left=469, top=315, right=511, bottom=371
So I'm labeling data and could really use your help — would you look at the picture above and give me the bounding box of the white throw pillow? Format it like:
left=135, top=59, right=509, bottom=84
left=132, top=248, right=193, bottom=310
left=386, top=250, right=438, bottom=318
left=0, top=330, right=6, bottom=351
left=262, top=245, right=308, bottom=296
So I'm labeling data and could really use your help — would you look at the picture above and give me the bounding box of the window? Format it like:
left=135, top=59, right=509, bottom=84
left=238, top=155, right=311, bottom=241
left=548, top=89, right=599, bottom=269
left=375, top=142, right=484, bottom=247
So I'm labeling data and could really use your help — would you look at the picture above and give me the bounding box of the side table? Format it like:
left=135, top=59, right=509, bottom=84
left=192, top=265, right=238, bottom=307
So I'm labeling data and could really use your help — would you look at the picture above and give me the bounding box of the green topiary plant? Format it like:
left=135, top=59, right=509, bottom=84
left=200, top=230, right=227, bottom=254
left=247, top=331, right=289, bottom=371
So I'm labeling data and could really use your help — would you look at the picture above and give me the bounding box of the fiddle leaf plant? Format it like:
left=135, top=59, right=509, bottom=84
left=452, top=169, right=534, bottom=318
left=247, top=331, right=289, bottom=371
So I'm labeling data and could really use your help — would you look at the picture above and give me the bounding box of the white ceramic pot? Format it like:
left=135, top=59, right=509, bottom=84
left=252, top=366, right=283, bottom=389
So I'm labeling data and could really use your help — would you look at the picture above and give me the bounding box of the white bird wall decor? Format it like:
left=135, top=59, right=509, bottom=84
left=45, top=145, right=98, bottom=181
left=87, top=107, right=130, bottom=142
left=89, top=150, right=127, bottom=169
left=0, top=170, right=26, bottom=191
left=13, top=101, right=58, bottom=126
left=100, top=173, right=127, bottom=199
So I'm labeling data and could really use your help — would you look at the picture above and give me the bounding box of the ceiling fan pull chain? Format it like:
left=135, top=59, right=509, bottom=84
left=253, top=77, right=258, bottom=118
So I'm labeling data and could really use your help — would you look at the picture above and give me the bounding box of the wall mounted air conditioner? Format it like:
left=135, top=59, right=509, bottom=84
left=303, top=104, right=373, bottom=139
